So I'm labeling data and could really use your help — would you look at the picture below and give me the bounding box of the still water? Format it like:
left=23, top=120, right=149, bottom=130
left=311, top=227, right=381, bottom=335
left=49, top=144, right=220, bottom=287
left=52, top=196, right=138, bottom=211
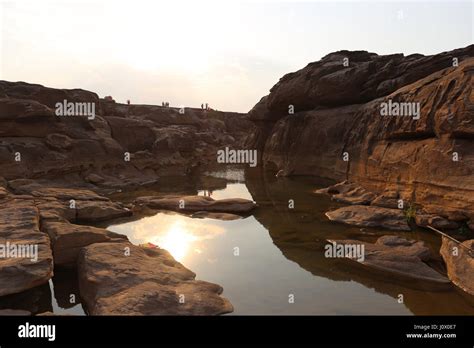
left=105, top=169, right=474, bottom=315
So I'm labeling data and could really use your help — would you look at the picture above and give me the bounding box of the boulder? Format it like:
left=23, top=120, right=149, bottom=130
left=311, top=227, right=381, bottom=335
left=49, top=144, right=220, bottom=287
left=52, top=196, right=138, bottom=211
left=325, top=205, right=411, bottom=231
left=371, top=192, right=400, bottom=209
left=42, top=221, right=128, bottom=266
left=440, top=237, right=474, bottom=297
left=0, top=200, right=53, bottom=296
left=78, top=242, right=233, bottom=315
left=190, top=211, right=243, bottom=221
left=327, top=236, right=449, bottom=285
left=135, top=195, right=256, bottom=214
left=315, top=181, right=376, bottom=205
left=415, top=214, right=460, bottom=230
left=75, top=200, right=132, bottom=222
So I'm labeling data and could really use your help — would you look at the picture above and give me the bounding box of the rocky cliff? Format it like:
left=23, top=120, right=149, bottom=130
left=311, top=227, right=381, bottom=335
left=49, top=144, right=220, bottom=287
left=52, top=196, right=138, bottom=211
left=246, top=45, right=474, bottom=226
left=0, top=80, right=252, bottom=188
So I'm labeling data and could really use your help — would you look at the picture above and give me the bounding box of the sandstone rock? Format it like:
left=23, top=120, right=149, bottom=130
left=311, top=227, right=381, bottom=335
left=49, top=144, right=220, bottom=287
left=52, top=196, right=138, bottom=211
left=0, top=309, right=31, bottom=316
left=0, top=187, right=8, bottom=199
left=135, top=195, right=256, bottom=214
left=190, top=211, right=243, bottom=221
left=85, top=173, right=105, bottom=185
left=248, top=47, right=474, bottom=224
left=0, top=200, right=53, bottom=296
left=36, top=198, right=76, bottom=222
left=43, top=221, right=128, bottom=266
left=415, top=214, right=460, bottom=230
left=105, top=116, right=156, bottom=153
left=78, top=242, right=233, bottom=315
left=45, top=133, right=73, bottom=151
left=440, top=237, right=474, bottom=297
left=0, top=79, right=251, bottom=185
left=325, top=205, right=411, bottom=231
left=315, top=181, right=376, bottom=205
left=28, top=187, right=108, bottom=201
left=327, top=236, right=449, bottom=284
left=75, top=200, right=132, bottom=222
left=371, top=192, right=400, bottom=209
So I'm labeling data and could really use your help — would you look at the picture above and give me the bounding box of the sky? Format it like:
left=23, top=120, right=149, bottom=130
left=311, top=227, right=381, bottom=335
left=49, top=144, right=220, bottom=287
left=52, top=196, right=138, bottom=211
left=0, top=0, right=472, bottom=112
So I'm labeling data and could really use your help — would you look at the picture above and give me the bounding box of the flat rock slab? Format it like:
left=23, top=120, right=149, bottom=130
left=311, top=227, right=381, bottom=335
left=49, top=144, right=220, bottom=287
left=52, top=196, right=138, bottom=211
left=190, top=211, right=243, bottom=220
left=135, top=195, right=256, bottom=214
left=440, top=237, right=474, bottom=297
left=0, top=309, right=32, bottom=316
left=314, top=181, right=376, bottom=205
left=0, top=200, right=53, bottom=296
left=327, top=236, right=449, bottom=285
left=78, top=242, right=233, bottom=315
left=326, top=205, right=411, bottom=231
left=74, top=200, right=132, bottom=222
left=43, top=221, right=128, bottom=266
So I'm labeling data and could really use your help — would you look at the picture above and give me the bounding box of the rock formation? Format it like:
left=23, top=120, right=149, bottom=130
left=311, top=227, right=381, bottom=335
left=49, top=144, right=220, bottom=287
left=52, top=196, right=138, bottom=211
left=78, top=242, right=233, bottom=315
left=440, top=236, right=474, bottom=299
left=0, top=80, right=253, bottom=187
left=326, top=236, right=450, bottom=285
left=246, top=45, right=474, bottom=229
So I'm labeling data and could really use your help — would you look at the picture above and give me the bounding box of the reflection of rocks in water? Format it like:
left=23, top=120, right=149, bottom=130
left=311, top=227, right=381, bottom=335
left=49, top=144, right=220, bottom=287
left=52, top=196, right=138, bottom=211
left=282, top=247, right=474, bottom=315
left=245, top=170, right=474, bottom=315
left=52, top=269, right=82, bottom=310
left=108, top=173, right=229, bottom=204
left=0, top=283, right=52, bottom=315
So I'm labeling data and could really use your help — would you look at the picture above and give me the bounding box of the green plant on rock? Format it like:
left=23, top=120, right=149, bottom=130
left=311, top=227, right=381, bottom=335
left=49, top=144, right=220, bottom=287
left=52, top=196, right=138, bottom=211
left=404, top=203, right=417, bottom=223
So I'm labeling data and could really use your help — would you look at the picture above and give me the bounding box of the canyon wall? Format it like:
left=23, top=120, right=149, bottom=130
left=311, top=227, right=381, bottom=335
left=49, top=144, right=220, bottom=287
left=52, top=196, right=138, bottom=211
left=0, top=81, right=252, bottom=187
left=246, top=46, right=474, bottom=224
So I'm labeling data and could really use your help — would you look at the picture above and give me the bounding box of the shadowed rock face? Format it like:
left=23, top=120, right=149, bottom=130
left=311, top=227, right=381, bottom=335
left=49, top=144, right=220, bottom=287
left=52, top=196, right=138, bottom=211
left=246, top=46, right=474, bottom=227
left=0, top=80, right=253, bottom=187
left=440, top=237, right=474, bottom=299
left=326, top=236, right=449, bottom=285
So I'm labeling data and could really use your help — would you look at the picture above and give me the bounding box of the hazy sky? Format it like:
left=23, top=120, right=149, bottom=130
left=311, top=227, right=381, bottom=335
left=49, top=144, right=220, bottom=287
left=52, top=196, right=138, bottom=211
left=0, top=0, right=472, bottom=112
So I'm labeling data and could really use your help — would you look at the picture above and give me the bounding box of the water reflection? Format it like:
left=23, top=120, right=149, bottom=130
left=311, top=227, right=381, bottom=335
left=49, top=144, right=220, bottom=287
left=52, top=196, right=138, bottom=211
left=107, top=168, right=474, bottom=315
left=109, top=213, right=226, bottom=263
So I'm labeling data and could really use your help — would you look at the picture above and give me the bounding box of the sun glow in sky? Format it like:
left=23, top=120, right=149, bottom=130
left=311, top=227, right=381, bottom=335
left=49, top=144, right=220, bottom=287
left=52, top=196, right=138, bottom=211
left=0, top=0, right=472, bottom=112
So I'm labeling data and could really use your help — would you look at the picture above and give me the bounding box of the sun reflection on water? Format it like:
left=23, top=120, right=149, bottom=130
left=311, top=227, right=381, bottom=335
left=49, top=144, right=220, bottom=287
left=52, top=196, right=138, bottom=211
left=109, top=213, right=226, bottom=263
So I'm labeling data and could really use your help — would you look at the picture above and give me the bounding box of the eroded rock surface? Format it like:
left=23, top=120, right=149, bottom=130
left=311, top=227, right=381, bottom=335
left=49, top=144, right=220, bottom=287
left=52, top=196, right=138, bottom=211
left=78, top=242, right=233, bottom=315
left=135, top=195, right=256, bottom=214
left=326, top=205, right=411, bottom=231
left=43, top=221, right=127, bottom=266
left=327, top=236, right=449, bottom=285
left=247, top=46, right=474, bottom=229
left=440, top=237, right=474, bottom=298
left=0, top=199, right=53, bottom=296
left=0, top=80, right=253, bottom=186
